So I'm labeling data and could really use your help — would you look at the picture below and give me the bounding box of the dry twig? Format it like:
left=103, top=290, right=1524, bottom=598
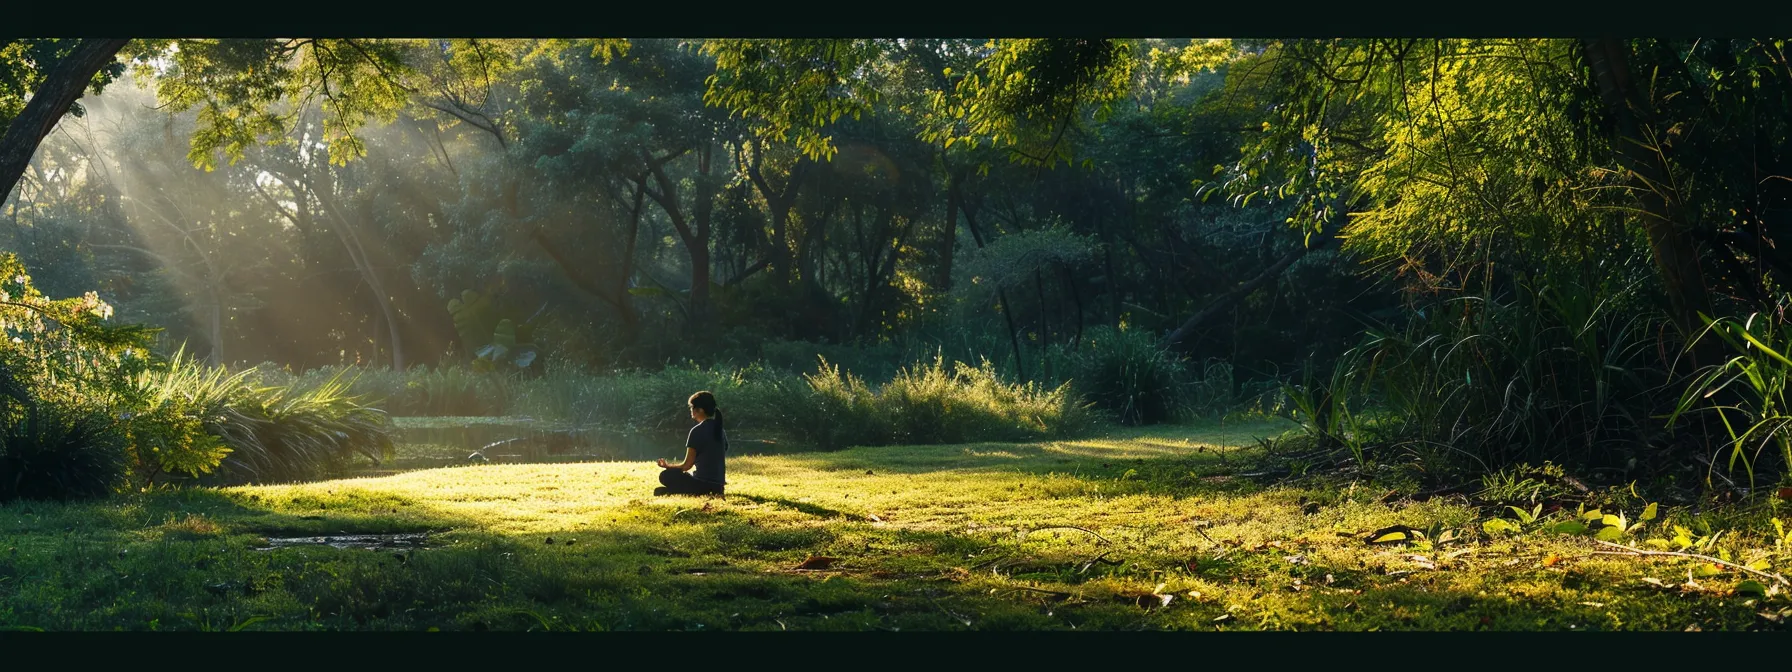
left=1592, top=540, right=1790, bottom=588
left=1026, top=526, right=1113, bottom=545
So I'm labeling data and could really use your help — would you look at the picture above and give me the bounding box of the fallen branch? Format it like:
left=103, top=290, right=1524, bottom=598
left=968, top=554, right=1008, bottom=571
left=1593, top=540, right=1790, bottom=588
left=1026, top=526, right=1112, bottom=545
left=1077, top=550, right=1122, bottom=575
left=925, top=594, right=973, bottom=627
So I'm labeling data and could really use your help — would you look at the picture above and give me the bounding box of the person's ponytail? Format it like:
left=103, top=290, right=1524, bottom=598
left=712, top=408, right=725, bottom=443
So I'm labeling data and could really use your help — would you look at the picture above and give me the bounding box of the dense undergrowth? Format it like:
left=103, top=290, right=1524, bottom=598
left=256, top=330, right=1237, bottom=450
left=0, top=255, right=396, bottom=501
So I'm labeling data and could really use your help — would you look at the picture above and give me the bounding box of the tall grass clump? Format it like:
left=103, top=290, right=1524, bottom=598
left=134, top=354, right=395, bottom=485
left=1067, top=326, right=1222, bottom=425
left=796, top=356, right=1093, bottom=448
left=1670, top=314, right=1792, bottom=487
left=0, top=364, right=127, bottom=502
left=1291, top=283, right=1669, bottom=471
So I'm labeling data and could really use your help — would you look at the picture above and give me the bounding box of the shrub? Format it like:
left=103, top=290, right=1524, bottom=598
left=209, top=371, right=395, bottom=484
left=1295, top=283, right=1668, bottom=471
left=135, top=355, right=395, bottom=485
left=0, top=368, right=129, bottom=501
left=1068, top=326, right=1196, bottom=425
left=800, top=356, right=1093, bottom=448
left=124, top=353, right=247, bottom=485
left=0, top=402, right=128, bottom=502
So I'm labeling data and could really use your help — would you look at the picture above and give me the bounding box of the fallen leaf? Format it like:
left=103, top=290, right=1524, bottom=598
left=1542, top=552, right=1562, bottom=567
left=1212, top=614, right=1232, bottom=623
left=794, top=556, right=838, bottom=570
left=1366, top=525, right=1423, bottom=545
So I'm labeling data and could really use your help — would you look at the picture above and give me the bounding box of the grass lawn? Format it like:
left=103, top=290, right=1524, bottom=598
left=1, top=419, right=1788, bottom=631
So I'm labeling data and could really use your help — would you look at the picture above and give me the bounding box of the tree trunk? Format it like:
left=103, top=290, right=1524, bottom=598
left=962, top=204, right=1026, bottom=381
left=1035, top=268, right=1052, bottom=380
left=742, top=145, right=803, bottom=288
left=0, top=38, right=128, bottom=206
left=1580, top=37, right=1713, bottom=346
left=938, top=165, right=963, bottom=292
left=690, top=144, right=716, bottom=327
left=209, top=288, right=225, bottom=367
left=310, top=178, right=406, bottom=371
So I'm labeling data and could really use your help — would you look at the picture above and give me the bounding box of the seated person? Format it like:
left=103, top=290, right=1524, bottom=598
left=654, top=391, right=727, bottom=496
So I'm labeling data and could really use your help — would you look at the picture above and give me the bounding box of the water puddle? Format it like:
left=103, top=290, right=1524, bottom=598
left=257, top=532, right=434, bottom=551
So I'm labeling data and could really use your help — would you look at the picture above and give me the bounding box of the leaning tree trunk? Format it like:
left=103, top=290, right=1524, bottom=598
left=1161, top=241, right=1310, bottom=350
left=0, top=38, right=129, bottom=205
left=1580, top=37, right=1714, bottom=349
left=310, top=178, right=406, bottom=371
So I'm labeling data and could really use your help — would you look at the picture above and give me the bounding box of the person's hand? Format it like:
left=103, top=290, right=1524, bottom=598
left=655, top=458, right=668, bottom=468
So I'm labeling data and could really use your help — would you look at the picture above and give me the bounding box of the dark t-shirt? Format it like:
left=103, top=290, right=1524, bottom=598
left=687, top=418, right=727, bottom=485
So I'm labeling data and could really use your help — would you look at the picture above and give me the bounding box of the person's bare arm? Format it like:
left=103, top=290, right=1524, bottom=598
left=657, top=447, right=698, bottom=471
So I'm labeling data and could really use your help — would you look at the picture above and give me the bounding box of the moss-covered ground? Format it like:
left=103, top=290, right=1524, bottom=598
left=2, top=420, right=1788, bottom=631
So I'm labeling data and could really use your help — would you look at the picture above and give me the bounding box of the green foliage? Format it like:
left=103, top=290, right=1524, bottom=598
left=0, top=256, right=151, bottom=500
left=141, top=39, right=416, bottom=169
left=701, top=39, right=884, bottom=161
left=209, top=369, right=395, bottom=484
left=796, top=355, right=1093, bottom=449
left=1670, top=314, right=1792, bottom=486
left=957, top=226, right=1100, bottom=298
left=447, top=290, right=500, bottom=356
left=123, top=356, right=241, bottom=484
left=131, top=354, right=396, bottom=485
left=1068, top=326, right=1195, bottom=426
left=0, top=362, right=129, bottom=502
left=0, top=38, right=128, bottom=125
left=1290, top=283, right=1668, bottom=471
left=0, top=400, right=128, bottom=503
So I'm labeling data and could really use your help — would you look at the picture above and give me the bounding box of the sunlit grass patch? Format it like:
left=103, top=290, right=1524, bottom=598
left=0, top=419, right=1786, bottom=631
